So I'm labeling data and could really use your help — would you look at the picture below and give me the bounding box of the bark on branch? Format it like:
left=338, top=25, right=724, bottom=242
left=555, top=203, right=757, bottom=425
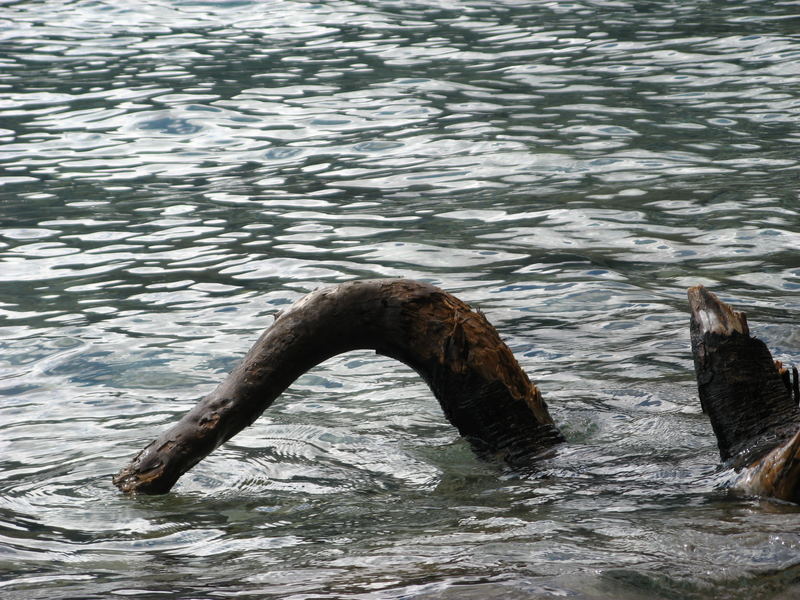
left=114, top=279, right=564, bottom=495
left=688, top=285, right=800, bottom=502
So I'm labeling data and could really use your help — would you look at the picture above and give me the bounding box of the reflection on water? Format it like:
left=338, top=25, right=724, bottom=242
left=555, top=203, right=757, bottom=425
left=2, top=0, right=800, bottom=598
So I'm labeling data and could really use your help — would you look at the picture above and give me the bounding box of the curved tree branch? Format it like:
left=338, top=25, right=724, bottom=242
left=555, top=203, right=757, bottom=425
left=114, top=279, right=564, bottom=494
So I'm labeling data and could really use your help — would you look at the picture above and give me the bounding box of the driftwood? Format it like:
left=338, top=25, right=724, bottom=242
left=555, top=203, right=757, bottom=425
left=114, top=279, right=564, bottom=494
left=115, top=279, right=800, bottom=503
left=688, top=286, right=800, bottom=503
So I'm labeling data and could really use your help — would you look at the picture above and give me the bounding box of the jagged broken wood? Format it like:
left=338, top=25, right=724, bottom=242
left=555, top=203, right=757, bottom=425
left=114, top=279, right=564, bottom=494
left=688, top=285, right=800, bottom=503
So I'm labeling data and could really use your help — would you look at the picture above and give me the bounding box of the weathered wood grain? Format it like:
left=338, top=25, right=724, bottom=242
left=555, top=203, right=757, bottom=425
left=114, top=279, right=564, bottom=494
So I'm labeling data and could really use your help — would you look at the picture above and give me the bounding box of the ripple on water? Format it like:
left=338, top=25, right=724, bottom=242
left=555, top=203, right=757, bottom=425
left=2, top=0, right=800, bottom=598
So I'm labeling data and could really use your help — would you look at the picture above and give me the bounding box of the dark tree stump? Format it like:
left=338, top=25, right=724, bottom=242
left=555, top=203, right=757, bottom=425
left=688, top=285, right=800, bottom=502
left=114, top=279, right=565, bottom=495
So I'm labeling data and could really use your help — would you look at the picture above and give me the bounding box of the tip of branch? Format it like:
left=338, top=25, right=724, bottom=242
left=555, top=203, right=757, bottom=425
left=688, top=285, right=749, bottom=337
left=112, top=449, right=171, bottom=495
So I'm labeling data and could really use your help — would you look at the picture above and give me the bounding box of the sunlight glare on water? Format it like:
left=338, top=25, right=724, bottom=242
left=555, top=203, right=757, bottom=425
left=2, top=0, right=800, bottom=598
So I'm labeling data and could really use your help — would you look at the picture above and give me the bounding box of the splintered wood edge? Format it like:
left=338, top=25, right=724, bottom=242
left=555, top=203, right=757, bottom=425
left=688, top=285, right=749, bottom=337
left=734, top=428, right=800, bottom=503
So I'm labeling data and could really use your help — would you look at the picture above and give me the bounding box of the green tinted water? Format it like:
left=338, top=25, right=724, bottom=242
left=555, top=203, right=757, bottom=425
left=2, top=1, right=800, bottom=598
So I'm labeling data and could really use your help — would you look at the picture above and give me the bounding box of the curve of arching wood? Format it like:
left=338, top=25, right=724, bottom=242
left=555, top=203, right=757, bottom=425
left=114, top=279, right=565, bottom=494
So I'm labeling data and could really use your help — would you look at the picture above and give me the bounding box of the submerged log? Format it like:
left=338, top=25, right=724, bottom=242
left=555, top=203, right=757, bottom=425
left=114, top=279, right=565, bottom=494
left=688, top=285, right=800, bottom=502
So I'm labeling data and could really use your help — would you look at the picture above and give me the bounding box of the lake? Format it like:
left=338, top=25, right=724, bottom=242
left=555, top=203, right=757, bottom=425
left=2, top=1, right=800, bottom=598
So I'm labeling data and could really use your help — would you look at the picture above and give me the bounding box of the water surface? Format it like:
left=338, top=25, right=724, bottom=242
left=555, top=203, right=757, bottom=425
left=2, top=1, right=800, bottom=598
